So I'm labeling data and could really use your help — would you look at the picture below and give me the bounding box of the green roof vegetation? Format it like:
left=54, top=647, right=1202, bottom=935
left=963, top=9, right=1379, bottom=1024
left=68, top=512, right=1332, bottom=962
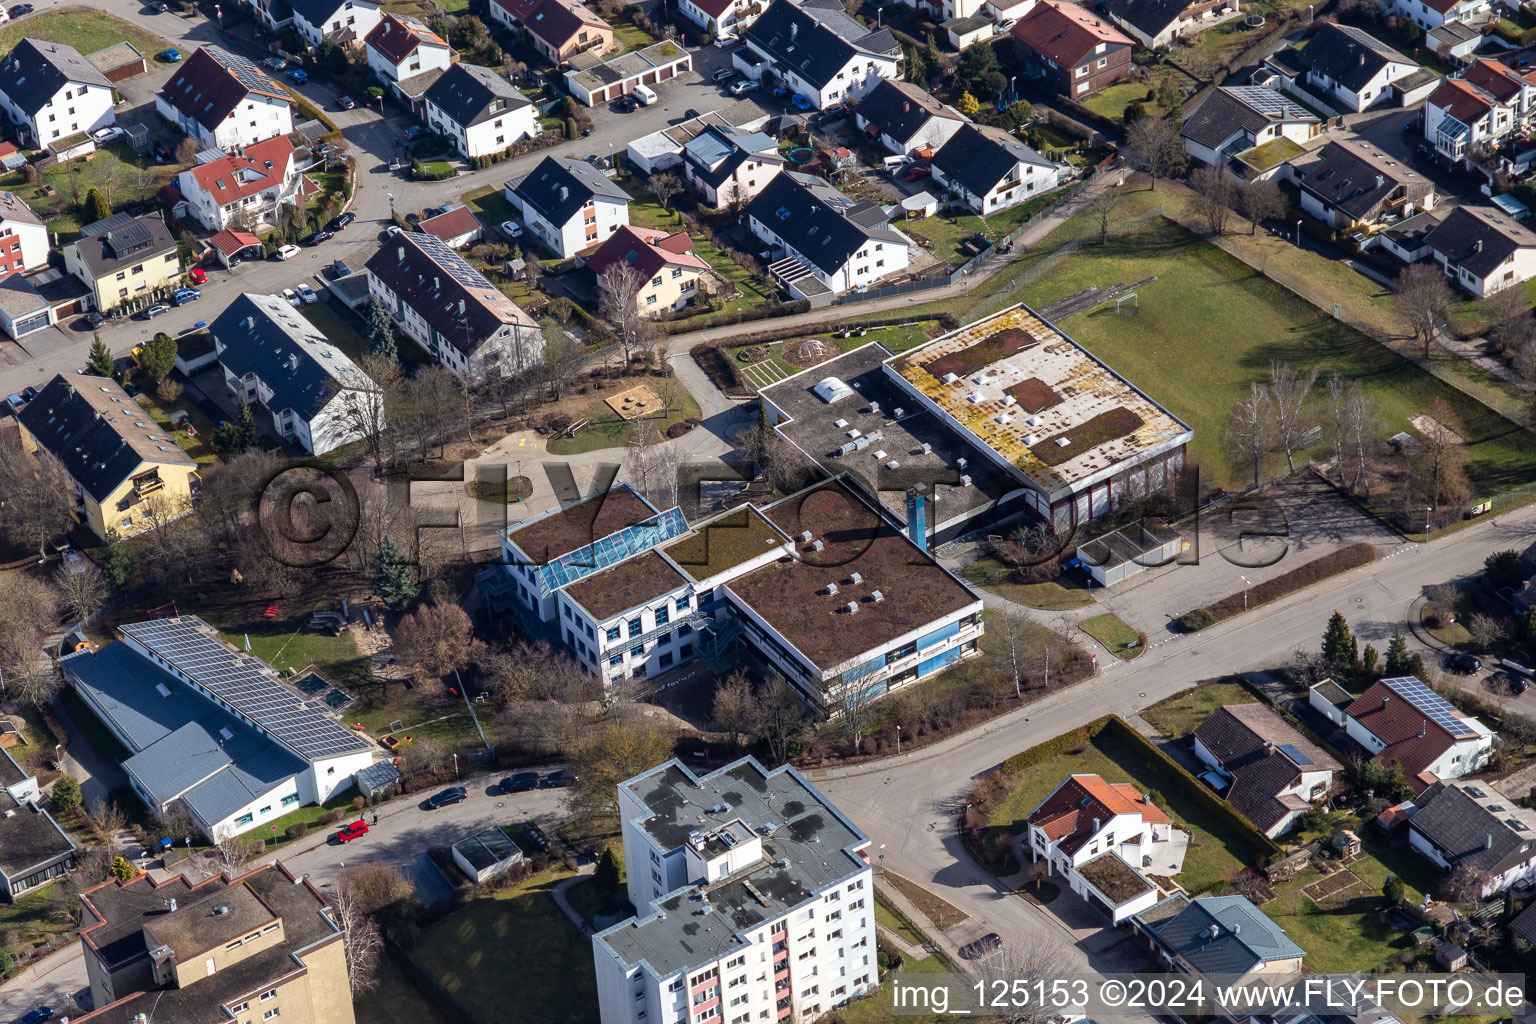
left=663, top=507, right=786, bottom=582
left=1237, top=137, right=1305, bottom=173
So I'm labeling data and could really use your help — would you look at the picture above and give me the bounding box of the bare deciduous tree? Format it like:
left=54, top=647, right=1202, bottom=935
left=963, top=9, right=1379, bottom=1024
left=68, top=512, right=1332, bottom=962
left=649, top=172, right=683, bottom=213
left=712, top=669, right=755, bottom=744
left=1189, top=165, right=1237, bottom=236
left=1238, top=179, right=1285, bottom=234
left=330, top=354, right=398, bottom=476
left=567, top=717, right=675, bottom=819
left=1121, top=117, right=1185, bottom=190
left=1438, top=863, right=1492, bottom=905
left=0, top=572, right=61, bottom=707
left=1395, top=262, right=1456, bottom=358
left=54, top=561, right=105, bottom=623
left=1267, top=359, right=1317, bottom=474
left=1414, top=396, right=1470, bottom=510
left=1221, top=382, right=1275, bottom=487
left=985, top=934, right=1078, bottom=1024
left=1084, top=187, right=1123, bottom=244
left=994, top=606, right=1038, bottom=700
left=598, top=260, right=648, bottom=364
left=0, top=444, right=76, bottom=559
left=331, top=872, right=384, bottom=995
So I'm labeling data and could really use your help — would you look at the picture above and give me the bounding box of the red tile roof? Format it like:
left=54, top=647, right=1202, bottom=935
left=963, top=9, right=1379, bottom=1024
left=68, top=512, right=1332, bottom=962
left=419, top=206, right=484, bottom=243
left=187, top=136, right=295, bottom=208
left=365, top=13, right=448, bottom=64
left=209, top=228, right=262, bottom=255
left=1429, top=78, right=1496, bottom=125
left=1028, top=774, right=1170, bottom=856
left=585, top=226, right=709, bottom=282
left=1011, top=1, right=1132, bottom=68
left=1345, top=680, right=1467, bottom=792
left=1463, top=59, right=1524, bottom=103
left=688, top=0, right=736, bottom=18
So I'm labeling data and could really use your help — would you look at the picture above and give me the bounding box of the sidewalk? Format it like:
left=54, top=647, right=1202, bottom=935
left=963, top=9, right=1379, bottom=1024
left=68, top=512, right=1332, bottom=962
left=873, top=873, right=966, bottom=965
left=549, top=864, right=596, bottom=932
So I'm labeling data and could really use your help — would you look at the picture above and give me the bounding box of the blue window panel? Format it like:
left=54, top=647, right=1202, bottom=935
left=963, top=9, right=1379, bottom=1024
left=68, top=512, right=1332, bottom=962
left=845, top=681, right=888, bottom=706
left=535, top=507, right=689, bottom=596
left=677, top=595, right=691, bottom=611
left=631, top=645, right=645, bottom=657
left=607, top=625, right=621, bottom=642
left=628, top=617, right=643, bottom=637
left=917, top=647, right=961, bottom=678
left=656, top=606, right=670, bottom=626
left=917, top=621, right=961, bottom=651
left=609, top=654, right=622, bottom=666
left=840, top=656, right=884, bottom=687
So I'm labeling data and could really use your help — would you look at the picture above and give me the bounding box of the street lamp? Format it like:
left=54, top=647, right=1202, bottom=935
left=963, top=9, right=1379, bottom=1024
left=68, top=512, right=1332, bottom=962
left=1240, top=574, right=1252, bottom=610
left=1296, top=219, right=1303, bottom=245
left=1425, top=506, right=1432, bottom=542
left=878, top=843, right=885, bottom=873
left=452, top=752, right=459, bottom=781
left=896, top=724, right=902, bottom=755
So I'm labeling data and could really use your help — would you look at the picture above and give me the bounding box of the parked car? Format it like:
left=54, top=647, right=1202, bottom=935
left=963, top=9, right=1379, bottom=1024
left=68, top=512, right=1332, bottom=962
left=503, top=772, right=539, bottom=793
left=91, top=126, right=125, bottom=145
left=281, top=287, right=300, bottom=307
left=8, top=3, right=33, bottom=15
left=188, top=267, right=207, bottom=285
left=287, top=68, right=309, bottom=83
left=296, top=283, right=317, bottom=303
left=959, top=933, right=1003, bottom=960
left=20, top=1008, right=52, bottom=1024
left=263, top=57, right=287, bottom=71
left=327, top=212, right=356, bottom=231
left=615, top=95, right=638, bottom=112
left=336, top=819, right=369, bottom=843
left=325, top=260, right=352, bottom=279
left=1448, top=652, right=1482, bottom=674
left=426, top=786, right=467, bottom=809
left=158, top=48, right=182, bottom=62
left=404, top=125, right=431, bottom=141
left=539, top=769, right=573, bottom=789
left=4, top=393, right=23, bottom=413
left=150, top=1, right=167, bottom=10
left=152, top=140, right=171, bottom=163
left=711, top=67, right=737, bottom=82
left=274, top=244, right=300, bottom=261
left=171, top=287, right=200, bottom=305
left=790, top=92, right=813, bottom=110
left=142, top=304, right=170, bottom=318
left=500, top=219, right=524, bottom=239
left=904, top=164, right=932, bottom=181
left=86, top=310, right=105, bottom=327
left=385, top=224, right=403, bottom=238
left=729, top=80, right=758, bottom=97
left=337, top=95, right=356, bottom=110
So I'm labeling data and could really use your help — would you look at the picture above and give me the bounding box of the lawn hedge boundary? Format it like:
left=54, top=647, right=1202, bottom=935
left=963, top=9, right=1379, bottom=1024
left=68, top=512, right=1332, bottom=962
left=284, top=87, right=341, bottom=139
left=1000, top=716, right=1112, bottom=774
left=1178, top=543, right=1377, bottom=631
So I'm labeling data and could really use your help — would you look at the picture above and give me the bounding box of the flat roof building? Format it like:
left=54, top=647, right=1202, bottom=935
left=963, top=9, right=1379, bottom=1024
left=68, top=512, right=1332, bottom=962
left=0, top=746, right=78, bottom=900
left=593, top=756, right=875, bottom=1024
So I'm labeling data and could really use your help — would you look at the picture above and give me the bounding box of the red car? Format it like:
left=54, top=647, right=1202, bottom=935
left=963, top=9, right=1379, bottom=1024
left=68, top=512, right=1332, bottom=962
left=188, top=268, right=207, bottom=285
left=904, top=165, right=932, bottom=182
left=336, top=819, right=369, bottom=843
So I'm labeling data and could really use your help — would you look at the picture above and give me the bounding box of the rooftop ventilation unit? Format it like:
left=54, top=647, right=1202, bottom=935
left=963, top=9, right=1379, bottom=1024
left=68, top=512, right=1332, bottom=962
left=800, top=531, right=813, bottom=542
left=957, top=457, right=967, bottom=468
left=871, top=590, right=884, bottom=602
left=872, top=449, right=887, bottom=460
left=972, top=373, right=988, bottom=384
left=1002, top=395, right=1017, bottom=407
left=867, top=401, right=880, bottom=414
left=1024, top=434, right=1040, bottom=445
left=845, top=601, right=859, bottom=614
left=893, top=407, right=904, bottom=417
left=847, top=428, right=861, bottom=439
left=826, top=582, right=839, bottom=595
left=886, top=459, right=900, bottom=469
left=967, top=391, right=983, bottom=403
left=1025, top=415, right=1040, bottom=427
left=995, top=413, right=1012, bottom=425
left=941, top=372, right=959, bottom=384
left=921, top=442, right=932, bottom=454
left=1055, top=437, right=1071, bottom=447
left=811, top=539, right=824, bottom=552
left=838, top=441, right=857, bottom=456
left=849, top=572, right=862, bottom=585
left=961, top=474, right=972, bottom=486
left=833, top=418, right=848, bottom=429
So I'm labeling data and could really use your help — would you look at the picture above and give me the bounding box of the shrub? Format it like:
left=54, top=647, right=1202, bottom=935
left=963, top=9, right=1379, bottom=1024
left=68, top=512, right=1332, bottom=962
left=51, top=774, right=81, bottom=814
left=1178, top=544, right=1376, bottom=630
left=318, top=809, right=343, bottom=825
left=665, top=421, right=690, bottom=438
left=286, top=822, right=309, bottom=841
left=352, top=795, right=365, bottom=810
left=1179, top=608, right=1217, bottom=632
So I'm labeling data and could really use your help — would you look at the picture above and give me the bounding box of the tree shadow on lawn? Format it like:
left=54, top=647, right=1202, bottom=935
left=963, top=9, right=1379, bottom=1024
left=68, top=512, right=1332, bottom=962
left=1276, top=892, right=1416, bottom=969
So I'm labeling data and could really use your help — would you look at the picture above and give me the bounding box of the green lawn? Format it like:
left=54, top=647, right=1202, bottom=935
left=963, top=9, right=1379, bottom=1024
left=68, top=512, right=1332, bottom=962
left=960, top=556, right=1095, bottom=610
left=0, top=10, right=172, bottom=62
left=1017, top=216, right=1536, bottom=494
left=247, top=788, right=361, bottom=851
left=987, top=726, right=1256, bottom=894
left=841, top=954, right=950, bottom=1024
left=731, top=321, right=942, bottom=387
left=415, top=160, right=458, bottom=179
left=1079, top=81, right=1166, bottom=123
left=134, top=392, right=220, bottom=466
left=414, top=864, right=598, bottom=1024
left=1140, top=681, right=1255, bottom=738
left=462, top=183, right=517, bottom=229
left=1079, top=613, right=1143, bottom=660
left=613, top=18, right=656, bottom=52
left=5, top=141, right=184, bottom=242
left=874, top=890, right=928, bottom=947
left=544, top=380, right=703, bottom=455
left=906, top=189, right=1064, bottom=266
left=0, top=883, right=76, bottom=952
left=355, top=958, right=454, bottom=1024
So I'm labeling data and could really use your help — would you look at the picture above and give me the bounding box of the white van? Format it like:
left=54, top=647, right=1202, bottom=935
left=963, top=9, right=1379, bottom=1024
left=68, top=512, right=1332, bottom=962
left=632, top=84, right=658, bottom=106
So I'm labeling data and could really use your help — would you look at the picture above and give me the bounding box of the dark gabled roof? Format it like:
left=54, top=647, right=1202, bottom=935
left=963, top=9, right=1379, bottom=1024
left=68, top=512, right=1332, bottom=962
left=744, top=0, right=895, bottom=91
left=524, top=0, right=610, bottom=48
left=1135, top=895, right=1305, bottom=973
left=158, top=46, right=291, bottom=132
left=930, top=123, right=1053, bottom=197
left=211, top=293, right=371, bottom=420
left=855, top=79, right=963, bottom=145
left=507, top=155, right=632, bottom=226
left=0, top=39, right=112, bottom=116
left=423, top=62, right=531, bottom=130
left=1105, top=0, right=1199, bottom=38
left=1291, top=141, right=1414, bottom=220
left=1195, top=703, right=1341, bottom=832
left=1010, top=1, right=1133, bottom=68
left=1181, top=86, right=1318, bottom=150
left=1410, top=781, right=1536, bottom=876
left=17, top=373, right=195, bottom=503
left=1424, top=205, right=1536, bottom=278
left=363, top=231, right=538, bottom=355
left=69, top=213, right=177, bottom=279
left=1292, top=23, right=1414, bottom=92
left=744, top=171, right=905, bottom=276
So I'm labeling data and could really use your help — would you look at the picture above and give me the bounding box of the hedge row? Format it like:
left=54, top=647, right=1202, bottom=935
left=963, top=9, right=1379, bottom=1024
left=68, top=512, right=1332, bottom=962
left=1179, top=543, right=1377, bottom=631
left=660, top=298, right=812, bottom=335
left=284, top=87, right=341, bottom=140
left=1000, top=716, right=1112, bottom=775
left=1098, top=716, right=1283, bottom=863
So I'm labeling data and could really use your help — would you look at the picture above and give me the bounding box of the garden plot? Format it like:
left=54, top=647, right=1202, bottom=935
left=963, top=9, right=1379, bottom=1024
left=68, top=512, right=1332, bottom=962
left=739, top=359, right=793, bottom=391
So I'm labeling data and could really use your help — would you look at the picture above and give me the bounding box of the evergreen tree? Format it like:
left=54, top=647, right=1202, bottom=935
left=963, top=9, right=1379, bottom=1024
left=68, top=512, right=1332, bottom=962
left=84, top=187, right=111, bottom=224
left=1383, top=874, right=1404, bottom=905
left=87, top=332, right=115, bottom=378
left=51, top=774, right=81, bottom=813
left=373, top=536, right=417, bottom=610
left=366, top=302, right=398, bottom=361
left=1384, top=629, right=1412, bottom=675
left=137, top=332, right=178, bottom=383
left=212, top=395, right=259, bottom=455
left=1321, top=611, right=1354, bottom=671
left=99, top=528, right=135, bottom=591
left=594, top=848, right=621, bottom=893
left=1362, top=643, right=1379, bottom=677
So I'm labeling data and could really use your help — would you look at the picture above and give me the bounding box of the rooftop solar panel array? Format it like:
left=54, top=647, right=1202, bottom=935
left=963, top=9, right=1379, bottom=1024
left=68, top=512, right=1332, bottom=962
left=1276, top=743, right=1311, bottom=766
left=120, top=617, right=373, bottom=761
left=538, top=507, right=689, bottom=595
left=1385, top=676, right=1476, bottom=738
left=211, top=46, right=283, bottom=96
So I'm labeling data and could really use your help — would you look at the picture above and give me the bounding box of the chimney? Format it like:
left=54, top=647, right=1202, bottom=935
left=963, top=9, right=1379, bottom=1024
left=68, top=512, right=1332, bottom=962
left=1265, top=739, right=1275, bottom=751
left=1474, top=239, right=1484, bottom=253
left=1093, top=817, right=1101, bottom=831
left=1359, top=53, right=1365, bottom=65
left=1382, top=695, right=1390, bottom=709
left=559, top=185, right=569, bottom=202
left=1375, top=174, right=1384, bottom=187
left=903, top=101, right=910, bottom=113
left=791, top=21, right=798, bottom=37
left=1486, top=833, right=1494, bottom=850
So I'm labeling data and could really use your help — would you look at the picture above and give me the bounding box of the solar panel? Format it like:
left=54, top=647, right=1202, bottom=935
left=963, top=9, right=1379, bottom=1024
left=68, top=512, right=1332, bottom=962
left=121, top=617, right=372, bottom=762
left=1276, top=743, right=1312, bottom=766
left=1384, top=676, right=1476, bottom=738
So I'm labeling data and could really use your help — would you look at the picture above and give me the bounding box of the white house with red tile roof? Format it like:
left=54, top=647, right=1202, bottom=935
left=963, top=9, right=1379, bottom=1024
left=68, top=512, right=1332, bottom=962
left=417, top=206, right=484, bottom=248
left=1027, top=774, right=1176, bottom=923
left=679, top=0, right=764, bottom=40
left=208, top=228, right=264, bottom=267
left=365, top=14, right=452, bottom=92
left=1310, top=677, right=1496, bottom=793
left=154, top=47, right=295, bottom=152
left=1424, top=60, right=1536, bottom=164
left=584, top=226, right=710, bottom=314
left=176, top=136, right=300, bottom=232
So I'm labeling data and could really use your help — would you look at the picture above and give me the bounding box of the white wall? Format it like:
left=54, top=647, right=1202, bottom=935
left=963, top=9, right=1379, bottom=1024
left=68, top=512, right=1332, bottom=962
left=5, top=81, right=114, bottom=147
left=429, top=99, right=537, bottom=158
left=1439, top=246, right=1536, bottom=297
left=295, top=0, right=382, bottom=47
left=368, top=40, right=452, bottom=84
left=0, top=218, right=47, bottom=276
left=507, top=189, right=629, bottom=258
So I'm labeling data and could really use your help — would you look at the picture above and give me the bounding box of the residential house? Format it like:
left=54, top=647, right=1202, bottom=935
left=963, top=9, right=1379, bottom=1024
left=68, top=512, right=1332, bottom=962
left=679, top=0, right=764, bottom=40
left=985, top=0, right=1038, bottom=28
left=1424, top=204, right=1536, bottom=296
left=365, top=14, right=452, bottom=102
left=16, top=373, right=199, bottom=539
left=739, top=0, right=903, bottom=110
left=0, top=746, right=77, bottom=900
left=930, top=122, right=1062, bottom=214
left=1381, top=209, right=1441, bottom=262
left=63, top=212, right=182, bottom=314
left=1010, top=1, right=1134, bottom=99
left=594, top=757, right=877, bottom=1024
left=1026, top=774, right=1173, bottom=923
left=154, top=46, right=295, bottom=151
left=1181, top=85, right=1321, bottom=177
left=478, top=476, right=983, bottom=702
left=679, top=123, right=783, bottom=206
left=746, top=171, right=911, bottom=300
left=175, top=135, right=300, bottom=232
left=1425, top=59, right=1536, bottom=164
left=853, top=79, right=968, bottom=157
left=624, top=97, right=774, bottom=173
left=1264, top=23, right=1420, bottom=112
left=0, top=38, right=115, bottom=148
left=250, top=0, right=295, bottom=31
left=1291, top=140, right=1434, bottom=231
left=423, top=63, right=535, bottom=160
left=490, top=0, right=616, bottom=63
left=584, top=225, right=710, bottom=314
left=211, top=294, right=378, bottom=456
left=418, top=205, right=485, bottom=248
left=288, top=0, right=383, bottom=47
left=1132, top=894, right=1305, bottom=980
left=1308, top=677, right=1497, bottom=792
left=504, top=155, right=633, bottom=258
left=893, top=0, right=991, bottom=23
left=365, top=230, right=544, bottom=377
left=0, top=190, right=48, bottom=279
left=1407, top=780, right=1536, bottom=898
left=63, top=616, right=376, bottom=842
left=1192, top=703, right=1342, bottom=837
left=1388, top=0, right=1489, bottom=31
left=75, top=862, right=355, bottom=1024
left=1105, top=0, right=1241, bottom=50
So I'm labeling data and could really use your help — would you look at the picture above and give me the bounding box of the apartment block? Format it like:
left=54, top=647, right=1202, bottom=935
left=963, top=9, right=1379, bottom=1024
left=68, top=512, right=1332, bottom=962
left=593, top=757, right=876, bottom=1024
